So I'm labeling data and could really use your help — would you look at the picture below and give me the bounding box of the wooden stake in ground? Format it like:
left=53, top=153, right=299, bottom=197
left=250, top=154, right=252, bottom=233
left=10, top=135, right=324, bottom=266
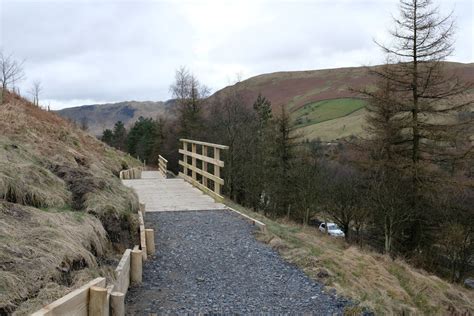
left=110, top=292, right=125, bottom=316
left=131, top=249, right=143, bottom=284
left=145, top=228, right=155, bottom=255
left=88, top=286, right=108, bottom=316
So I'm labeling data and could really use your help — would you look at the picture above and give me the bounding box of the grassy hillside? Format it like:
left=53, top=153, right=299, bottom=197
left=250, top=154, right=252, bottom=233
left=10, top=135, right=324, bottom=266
left=292, top=98, right=367, bottom=128
left=298, top=108, right=368, bottom=141
left=57, top=100, right=172, bottom=136
left=55, top=62, right=474, bottom=141
left=0, top=92, right=141, bottom=314
left=212, top=62, right=474, bottom=140
left=225, top=200, right=474, bottom=315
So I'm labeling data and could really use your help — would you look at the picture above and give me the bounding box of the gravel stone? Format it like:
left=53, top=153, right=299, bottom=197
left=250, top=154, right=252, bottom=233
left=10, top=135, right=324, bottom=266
left=125, top=210, right=351, bottom=315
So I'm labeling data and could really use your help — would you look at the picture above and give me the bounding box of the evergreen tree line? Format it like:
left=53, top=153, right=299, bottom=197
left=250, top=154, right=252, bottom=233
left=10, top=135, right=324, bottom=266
left=101, top=0, right=472, bottom=283
left=101, top=117, right=165, bottom=166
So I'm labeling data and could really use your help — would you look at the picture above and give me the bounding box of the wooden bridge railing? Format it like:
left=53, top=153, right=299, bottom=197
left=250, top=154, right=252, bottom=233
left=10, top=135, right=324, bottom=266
left=158, top=155, right=168, bottom=177
left=178, top=139, right=229, bottom=201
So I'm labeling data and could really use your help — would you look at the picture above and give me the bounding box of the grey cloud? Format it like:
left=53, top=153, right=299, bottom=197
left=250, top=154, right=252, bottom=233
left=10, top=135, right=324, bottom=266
left=0, top=0, right=471, bottom=109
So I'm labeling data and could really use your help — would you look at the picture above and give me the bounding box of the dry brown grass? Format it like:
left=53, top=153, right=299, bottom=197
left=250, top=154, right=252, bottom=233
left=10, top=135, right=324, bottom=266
left=0, top=148, right=71, bottom=208
left=225, top=200, right=474, bottom=315
left=0, top=202, right=108, bottom=314
left=0, top=92, right=141, bottom=313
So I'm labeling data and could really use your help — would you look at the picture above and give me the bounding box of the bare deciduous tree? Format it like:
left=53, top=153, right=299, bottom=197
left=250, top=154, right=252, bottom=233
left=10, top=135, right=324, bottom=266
left=169, top=66, right=209, bottom=138
left=0, top=51, right=25, bottom=104
left=323, top=164, right=364, bottom=241
left=28, top=80, right=42, bottom=106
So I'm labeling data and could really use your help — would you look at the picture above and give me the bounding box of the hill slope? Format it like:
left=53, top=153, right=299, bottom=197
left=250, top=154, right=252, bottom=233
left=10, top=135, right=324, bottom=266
left=0, top=92, right=141, bottom=314
left=212, top=61, right=473, bottom=140
left=56, top=62, right=474, bottom=141
left=57, top=100, right=172, bottom=136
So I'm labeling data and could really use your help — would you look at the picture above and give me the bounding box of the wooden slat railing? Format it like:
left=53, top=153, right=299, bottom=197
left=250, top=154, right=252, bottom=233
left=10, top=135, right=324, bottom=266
left=158, top=155, right=168, bottom=177
left=178, top=139, right=229, bottom=201
left=119, top=167, right=142, bottom=180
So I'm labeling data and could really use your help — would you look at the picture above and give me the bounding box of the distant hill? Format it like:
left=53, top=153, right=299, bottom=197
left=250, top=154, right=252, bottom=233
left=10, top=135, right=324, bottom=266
left=212, top=61, right=474, bottom=140
left=56, top=100, right=173, bottom=136
left=56, top=62, right=473, bottom=140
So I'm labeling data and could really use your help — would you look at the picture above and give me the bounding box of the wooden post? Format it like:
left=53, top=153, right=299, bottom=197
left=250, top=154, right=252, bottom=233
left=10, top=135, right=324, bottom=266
left=139, top=203, right=145, bottom=215
left=183, top=141, right=188, bottom=176
left=131, top=249, right=143, bottom=284
left=89, top=286, right=107, bottom=316
left=110, top=292, right=125, bottom=316
left=202, top=146, right=208, bottom=188
left=137, top=212, right=147, bottom=260
left=214, top=147, right=221, bottom=195
left=145, top=229, right=155, bottom=255
left=191, top=143, right=197, bottom=180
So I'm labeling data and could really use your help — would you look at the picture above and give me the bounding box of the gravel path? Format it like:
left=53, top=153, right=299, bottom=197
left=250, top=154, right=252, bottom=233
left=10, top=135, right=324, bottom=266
left=125, top=210, right=351, bottom=315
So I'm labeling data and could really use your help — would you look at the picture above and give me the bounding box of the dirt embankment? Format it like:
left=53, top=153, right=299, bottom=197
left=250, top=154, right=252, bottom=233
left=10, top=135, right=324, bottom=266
left=0, top=91, right=141, bottom=314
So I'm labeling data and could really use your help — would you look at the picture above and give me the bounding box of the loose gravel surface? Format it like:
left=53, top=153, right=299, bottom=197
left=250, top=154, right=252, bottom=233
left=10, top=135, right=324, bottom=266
left=126, top=210, right=351, bottom=315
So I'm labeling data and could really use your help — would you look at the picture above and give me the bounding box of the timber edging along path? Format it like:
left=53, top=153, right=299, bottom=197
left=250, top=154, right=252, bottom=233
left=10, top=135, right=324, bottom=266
left=32, top=167, right=154, bottom=316
left=32, top=202, right=154, bottom=316
left=226, top=206, right=266, bottom=231
left=31, top=207, right=266, bottom=316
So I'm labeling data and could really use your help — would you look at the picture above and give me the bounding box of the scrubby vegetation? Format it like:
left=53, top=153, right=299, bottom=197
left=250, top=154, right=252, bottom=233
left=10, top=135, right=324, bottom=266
left=226, top=200, right=474, bottom=315
left=0, top=91, right=141, bottom=314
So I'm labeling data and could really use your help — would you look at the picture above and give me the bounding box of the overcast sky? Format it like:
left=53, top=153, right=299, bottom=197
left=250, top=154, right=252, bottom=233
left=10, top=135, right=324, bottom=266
left=1, top=0, right=472, bottom=110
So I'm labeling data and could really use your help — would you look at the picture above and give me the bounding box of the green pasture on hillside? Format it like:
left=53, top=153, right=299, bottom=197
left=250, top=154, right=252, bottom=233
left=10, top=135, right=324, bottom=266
left=291, top=98, right=367, bottom=128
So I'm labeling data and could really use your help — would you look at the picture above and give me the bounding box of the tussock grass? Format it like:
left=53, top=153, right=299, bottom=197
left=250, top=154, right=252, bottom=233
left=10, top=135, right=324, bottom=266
left=225, top=200, right=474, bottom=315
left=0, top=161, right=70, bottom=208
left=0, top=93, right=141, bottom=313
left=0, top=202, right=107, bottom=315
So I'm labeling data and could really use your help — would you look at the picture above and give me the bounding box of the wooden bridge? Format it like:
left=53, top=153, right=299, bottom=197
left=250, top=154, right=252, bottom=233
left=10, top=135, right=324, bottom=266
left=123, top=171, right=226, bottom=212
left=123, top=139, right=229, bottom=212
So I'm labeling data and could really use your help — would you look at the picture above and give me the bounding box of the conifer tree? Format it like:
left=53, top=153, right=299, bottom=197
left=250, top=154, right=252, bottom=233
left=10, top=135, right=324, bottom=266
left=364, top=0, right=472, bottom=249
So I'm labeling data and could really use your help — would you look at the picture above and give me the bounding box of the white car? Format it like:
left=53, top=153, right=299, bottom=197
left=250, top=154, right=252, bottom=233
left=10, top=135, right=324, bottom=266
left=319, top=222, right=345, bottom=237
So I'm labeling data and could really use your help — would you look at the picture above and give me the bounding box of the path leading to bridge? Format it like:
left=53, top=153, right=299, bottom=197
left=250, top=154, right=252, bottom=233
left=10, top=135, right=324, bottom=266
left=123, top=171, right=226, bottom=212
left=122, top=171, right=350, bottom=314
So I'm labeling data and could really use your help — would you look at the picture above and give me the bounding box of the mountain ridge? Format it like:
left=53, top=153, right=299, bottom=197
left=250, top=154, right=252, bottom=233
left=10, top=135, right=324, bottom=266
left=57, top=62, right=474, bottom=139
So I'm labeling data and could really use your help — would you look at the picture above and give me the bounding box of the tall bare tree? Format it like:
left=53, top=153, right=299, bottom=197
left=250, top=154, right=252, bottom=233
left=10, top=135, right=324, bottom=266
left=371, top=0, right=472, bottom=182
left=28, top=80, right=42, bottom=106
left=169, top=67, right=209, bottom=139
left=363, top=0, right=473, bottom=249
left=206, top=90, right=255, bottom=202
left=0, top=51, right=25, bottom=104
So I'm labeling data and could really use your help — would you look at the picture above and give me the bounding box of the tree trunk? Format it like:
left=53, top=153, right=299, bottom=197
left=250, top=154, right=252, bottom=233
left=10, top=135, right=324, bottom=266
left=343, top=223, right=350, bottom=241
left=384, top=215, right=393, bottom=254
